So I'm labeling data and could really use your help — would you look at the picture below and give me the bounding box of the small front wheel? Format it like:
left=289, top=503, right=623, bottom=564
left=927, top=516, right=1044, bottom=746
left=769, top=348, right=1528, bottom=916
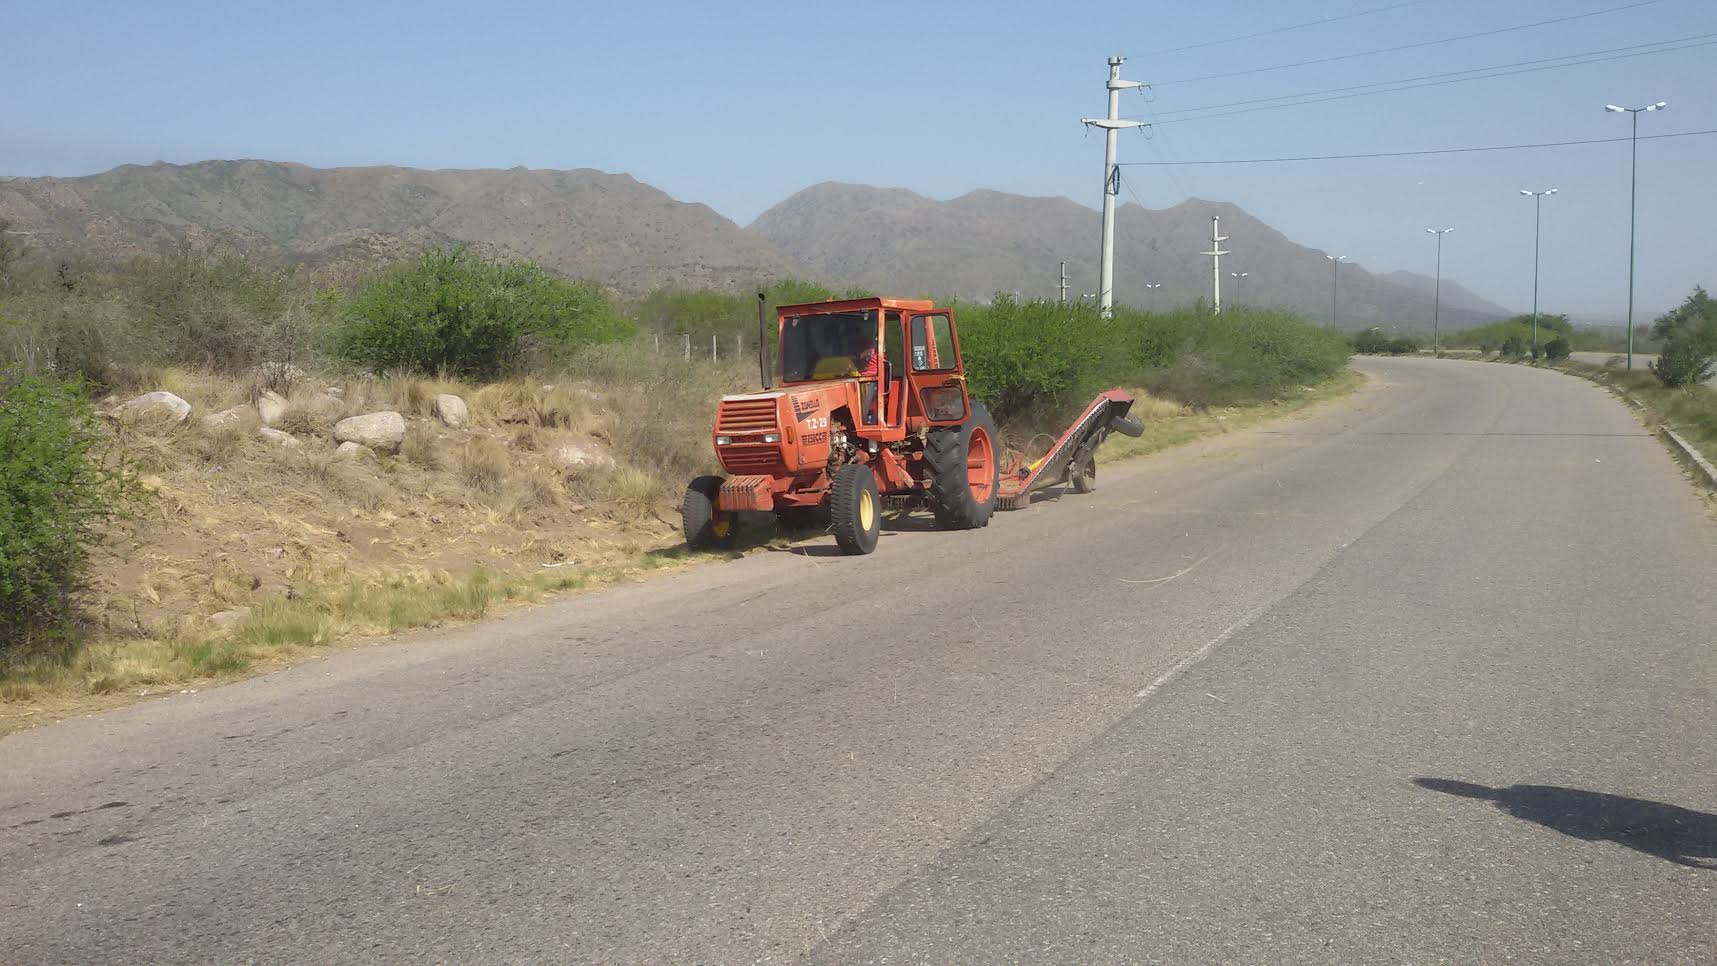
left=1070, top=449, right=1097, bottom=494
left=683, top=475, right=734, bottom=549
left=829, top=464, right=881, bottom=555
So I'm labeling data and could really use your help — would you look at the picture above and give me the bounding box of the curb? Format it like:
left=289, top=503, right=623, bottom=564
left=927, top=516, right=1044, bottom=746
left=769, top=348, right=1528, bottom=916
left=1661, top=428, right=1717, bottom=490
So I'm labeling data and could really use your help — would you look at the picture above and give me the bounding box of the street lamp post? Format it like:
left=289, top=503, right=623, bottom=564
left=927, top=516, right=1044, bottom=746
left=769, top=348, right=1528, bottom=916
left=1426, top=228, right=1455, bottom=355
left=1519, top=188, right=1558, bottom=357
left=1605, top=101, right=1666, bottom=370
left=1325, top=255, right=1346, bottom=329
left=1229, top=271, right=1248, bottom=304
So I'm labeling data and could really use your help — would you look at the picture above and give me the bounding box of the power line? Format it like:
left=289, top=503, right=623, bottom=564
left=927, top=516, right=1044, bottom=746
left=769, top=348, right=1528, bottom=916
left=1113, top=129, right=1717, bottom=166
left=1151, top=34, right=1717, bottom=119
left=1143, top=0, right=1433, bottom=56
left=1152, top=0, right=1664, bottom=87
left=1146, top=36, right=1717, bottom=125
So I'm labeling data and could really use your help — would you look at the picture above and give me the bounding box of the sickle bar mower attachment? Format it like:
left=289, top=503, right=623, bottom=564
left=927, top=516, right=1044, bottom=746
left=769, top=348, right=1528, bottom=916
left=996, top=389, right=1143, bottom=511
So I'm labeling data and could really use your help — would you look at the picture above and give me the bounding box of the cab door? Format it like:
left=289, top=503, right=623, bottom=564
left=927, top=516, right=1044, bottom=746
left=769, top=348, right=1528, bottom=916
left=906, top=309, right=969, bottom=426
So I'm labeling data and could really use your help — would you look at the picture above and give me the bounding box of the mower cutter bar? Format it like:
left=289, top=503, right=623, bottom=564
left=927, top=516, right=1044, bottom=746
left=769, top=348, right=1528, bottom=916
left=996, top=389, right=1142, bottom=511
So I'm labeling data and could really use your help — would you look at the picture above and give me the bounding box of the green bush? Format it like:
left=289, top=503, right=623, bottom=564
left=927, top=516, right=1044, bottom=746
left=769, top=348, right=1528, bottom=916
left=1544, top=336, right=1570, bottom=361
left=1353, top=329, right=1418, bottom=355
left=951, top=298, right=1349, bottom=425
left=0, top=369, right=136, bottom=656
left=339, top=248, right=631, bottom=378
left=1501, top=334, right=1525, bottom=357
left=1649, top=287, right=1717, bottom=388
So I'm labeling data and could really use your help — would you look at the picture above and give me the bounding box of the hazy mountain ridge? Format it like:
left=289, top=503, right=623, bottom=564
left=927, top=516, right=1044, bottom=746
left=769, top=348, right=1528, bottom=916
left=0, top=160, right=803, bottom=295
left=749, top=182, right=1512, bottom=325
left=0, top=161, right=1512, bottom=323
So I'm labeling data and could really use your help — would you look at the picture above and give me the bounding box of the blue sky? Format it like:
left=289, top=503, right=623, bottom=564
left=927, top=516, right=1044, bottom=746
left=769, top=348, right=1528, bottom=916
left=3, top=0, right=1714, bottom=318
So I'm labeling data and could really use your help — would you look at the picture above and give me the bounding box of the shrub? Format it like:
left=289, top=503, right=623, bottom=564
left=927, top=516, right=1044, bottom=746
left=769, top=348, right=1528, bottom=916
left=1543, top=336, right=1571, bottom=361
left=1501, top=334, right=1525, bottom=357
left=1649, top=287, right=1717, bottom=388
left=1387, top=336, right=1420, bottom=355
left=1353, top=328, right=1392, bottom=354
left=339, top=248, right=631, bottom=378
left=0, top=369, right=137, bottom=657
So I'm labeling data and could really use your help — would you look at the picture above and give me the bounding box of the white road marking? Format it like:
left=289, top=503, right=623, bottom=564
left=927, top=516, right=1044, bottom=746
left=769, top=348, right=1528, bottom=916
left=1135, top=602, right=1272, bottom=700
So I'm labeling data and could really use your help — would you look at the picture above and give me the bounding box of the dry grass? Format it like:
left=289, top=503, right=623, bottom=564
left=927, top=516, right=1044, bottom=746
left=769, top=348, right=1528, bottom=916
left=1098, top=369, right=1365, bottom=463
left=459, top=438, right=510, bottom=495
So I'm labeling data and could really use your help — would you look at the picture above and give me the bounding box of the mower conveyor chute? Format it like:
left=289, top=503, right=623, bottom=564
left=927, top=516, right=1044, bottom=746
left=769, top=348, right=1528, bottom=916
left=996, top=389, right=1144, bottom=511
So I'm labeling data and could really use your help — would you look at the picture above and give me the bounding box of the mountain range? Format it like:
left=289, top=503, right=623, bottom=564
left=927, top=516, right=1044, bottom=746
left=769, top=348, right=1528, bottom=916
left=0, top=160, right=1511, bottom=326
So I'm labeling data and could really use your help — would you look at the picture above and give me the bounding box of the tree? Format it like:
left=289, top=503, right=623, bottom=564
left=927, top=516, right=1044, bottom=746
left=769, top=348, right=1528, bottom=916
left=0, top=219, right=27, bottom=296
left=1648, top=286, right=1717, bottom=388
left=339, top=248, right=631, bottom=378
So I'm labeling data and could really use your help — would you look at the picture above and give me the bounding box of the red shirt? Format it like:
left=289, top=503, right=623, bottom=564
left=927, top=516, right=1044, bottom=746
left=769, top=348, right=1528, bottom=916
left=856, top=347, right=879, bottom=377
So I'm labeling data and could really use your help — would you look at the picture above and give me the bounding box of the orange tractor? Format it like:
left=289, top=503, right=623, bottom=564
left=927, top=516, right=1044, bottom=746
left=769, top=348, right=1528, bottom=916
left=683, top=296, right=1143, bottom=554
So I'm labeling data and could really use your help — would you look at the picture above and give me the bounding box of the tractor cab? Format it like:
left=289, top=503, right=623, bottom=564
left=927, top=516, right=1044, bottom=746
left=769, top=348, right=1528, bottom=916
left=776, top=297, right=970, bottom=434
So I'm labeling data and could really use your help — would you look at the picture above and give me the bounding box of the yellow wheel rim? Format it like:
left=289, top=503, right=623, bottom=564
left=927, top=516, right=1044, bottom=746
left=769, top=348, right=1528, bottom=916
left=713, top=517, right=732, bottom=539
left=858, top=489, right=875, bottom=531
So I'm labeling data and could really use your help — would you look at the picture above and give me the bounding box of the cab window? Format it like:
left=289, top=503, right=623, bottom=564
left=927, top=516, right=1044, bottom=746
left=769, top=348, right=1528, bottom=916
left=911, top=313, right=957, bottom=372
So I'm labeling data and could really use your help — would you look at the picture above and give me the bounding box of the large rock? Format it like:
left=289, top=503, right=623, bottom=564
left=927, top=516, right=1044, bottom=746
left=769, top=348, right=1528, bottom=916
left=432, top=393, right=469, bottom=428
left=255, top=390, right=289, bottom=426
left=550, top=443, right=611, bottom=469
left=334, top=441, right=375, bottom=461
left=117, top=391, right=192, bottom=423
left=334, top=411, right=406, bottom=454
left=257, top=427, right=300, bottom=448
left=200, top=406, right=248, bottom=429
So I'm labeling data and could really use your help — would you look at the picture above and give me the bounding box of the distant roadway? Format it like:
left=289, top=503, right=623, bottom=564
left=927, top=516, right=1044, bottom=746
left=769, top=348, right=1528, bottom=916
left=2, top=358, right=1713, bottom=964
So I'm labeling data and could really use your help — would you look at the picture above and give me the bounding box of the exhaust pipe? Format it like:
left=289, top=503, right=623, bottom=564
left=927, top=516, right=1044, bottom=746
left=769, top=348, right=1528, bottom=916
left=757, top=292, right=771, bottom=390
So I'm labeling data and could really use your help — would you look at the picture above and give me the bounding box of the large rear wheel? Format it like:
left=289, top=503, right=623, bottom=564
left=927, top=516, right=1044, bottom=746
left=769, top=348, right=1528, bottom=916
left=925, top=401, right=999, bottom=530
left=829, top=463, right=881, bottom=555
left=682, top=475, right=734, bottom=549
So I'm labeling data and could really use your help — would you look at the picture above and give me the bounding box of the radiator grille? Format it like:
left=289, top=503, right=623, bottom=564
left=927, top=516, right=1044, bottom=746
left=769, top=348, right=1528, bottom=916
left=716, top=398, right=778, bottom=434
left=720, top=447, right=787, bottom=475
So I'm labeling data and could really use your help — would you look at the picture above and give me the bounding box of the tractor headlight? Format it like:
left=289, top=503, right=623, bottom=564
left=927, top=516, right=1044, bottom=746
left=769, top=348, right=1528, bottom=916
left=761, top=432, right=782, bottom=443
left=922, top=387, right=967, bottom=422
left=715, top=435, right=734, bottom=445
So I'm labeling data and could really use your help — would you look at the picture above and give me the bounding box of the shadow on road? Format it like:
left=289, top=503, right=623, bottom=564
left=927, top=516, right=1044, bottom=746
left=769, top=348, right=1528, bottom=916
left=1415, top=778, right=1717, bottom=870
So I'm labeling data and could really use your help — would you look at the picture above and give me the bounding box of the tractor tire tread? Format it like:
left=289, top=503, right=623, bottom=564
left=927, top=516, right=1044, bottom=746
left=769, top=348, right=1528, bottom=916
left=924, top=401, right=999, bottom=530
left=829, top=463, right=880, bottom=554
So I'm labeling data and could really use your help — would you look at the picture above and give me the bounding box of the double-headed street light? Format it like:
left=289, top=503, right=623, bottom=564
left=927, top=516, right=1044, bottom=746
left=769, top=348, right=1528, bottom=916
left=1229, top=271, right=1248, bottom=303
left=1426, top=228, right=1455, bottom=355
left=1605, top=100, right=1666, bottom=370
left=1520, top=188, right=1558, bottom=356
left=1325, top=255, right=1346, bottom=329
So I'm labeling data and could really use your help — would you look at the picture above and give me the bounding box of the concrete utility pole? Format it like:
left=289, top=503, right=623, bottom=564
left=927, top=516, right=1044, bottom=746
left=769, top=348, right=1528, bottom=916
left=1427, top=228, right=1455, bottom=355
left=1082, top=56, right=1146, bottom=317
left=1605, top=101, right=1666, bottom=370
left=1059, top=261, right=1069, bottom=303
left=1202, top=217, right=1231, bottom=313
left=1520, top=188, right=1558, bottom=355
left=1326, top=254, right=1346, bottom=329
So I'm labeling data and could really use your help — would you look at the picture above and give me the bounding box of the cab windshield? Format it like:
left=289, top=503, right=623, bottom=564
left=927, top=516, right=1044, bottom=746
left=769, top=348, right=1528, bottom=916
left=780, top=310, right=877, bottom=383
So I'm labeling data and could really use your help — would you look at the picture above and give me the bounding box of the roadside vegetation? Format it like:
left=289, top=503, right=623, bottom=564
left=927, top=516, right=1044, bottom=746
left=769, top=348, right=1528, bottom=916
left=0, top=241, right=1354, bottom=718
left=1351, top=328, right=1420, bottom=355
left=1455, top=287, right=1717, bottom=471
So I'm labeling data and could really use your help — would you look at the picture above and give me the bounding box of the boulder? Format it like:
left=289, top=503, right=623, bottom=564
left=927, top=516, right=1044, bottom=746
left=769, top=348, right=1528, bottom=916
left=257, top=427, right=300, bottom=448
left=334, top=441, right=375, bottom=461
left=255, top=390, right=289, bottom=426
left=334, top=411, right=406, bottom=454
left=551, top=443, right=611, bottom=469
left=432, top=393, right=469, bottom=428
left=208, top=607, right=252, bottom=633
left=117, top=391, right=191, bottom=423
left=200, top=406, right=248, bottom=429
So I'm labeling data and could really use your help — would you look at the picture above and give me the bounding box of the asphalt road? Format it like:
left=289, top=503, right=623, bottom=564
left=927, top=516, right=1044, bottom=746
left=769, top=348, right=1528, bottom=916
left=3, top=357, right=1714, bottom=964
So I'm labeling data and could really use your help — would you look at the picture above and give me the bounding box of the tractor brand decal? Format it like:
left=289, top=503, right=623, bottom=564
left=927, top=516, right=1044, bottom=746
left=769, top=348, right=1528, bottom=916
left=791, top=396, right=822, bottom=422
left=802, top=431, right=828, bottom=447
